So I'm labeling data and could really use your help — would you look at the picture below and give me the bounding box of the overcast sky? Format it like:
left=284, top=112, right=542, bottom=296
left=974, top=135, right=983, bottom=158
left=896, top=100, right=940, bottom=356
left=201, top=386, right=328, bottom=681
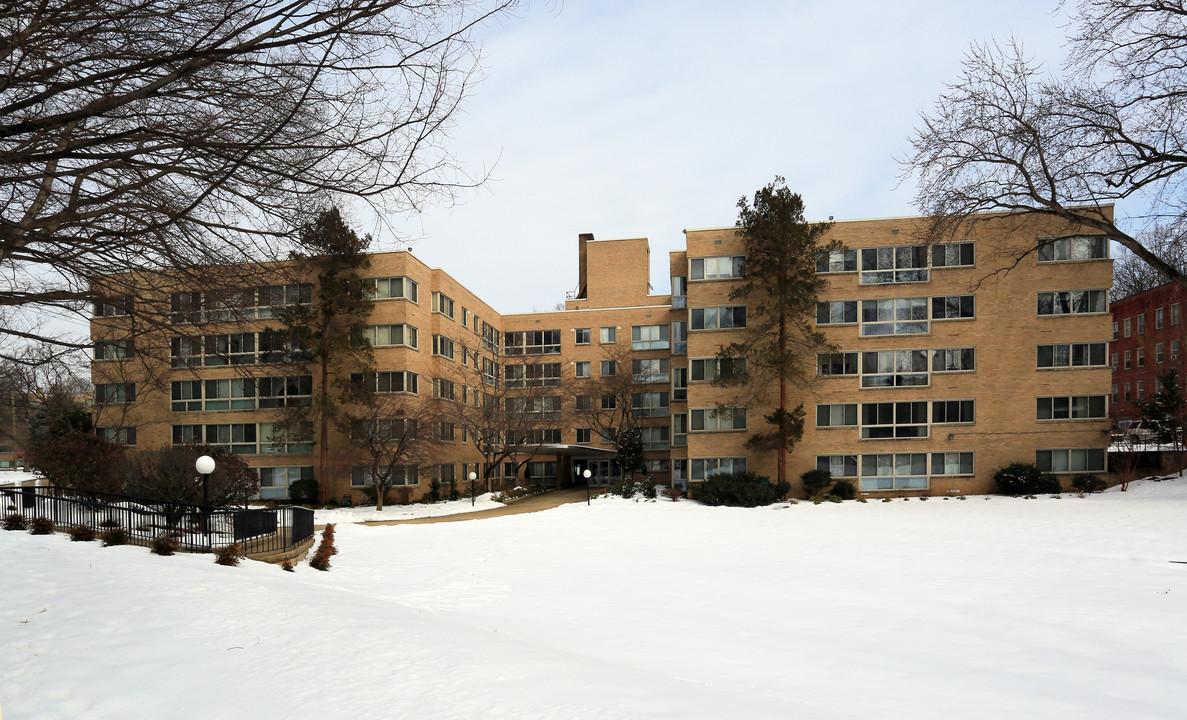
left=353, top=0, right=1071, bottom=314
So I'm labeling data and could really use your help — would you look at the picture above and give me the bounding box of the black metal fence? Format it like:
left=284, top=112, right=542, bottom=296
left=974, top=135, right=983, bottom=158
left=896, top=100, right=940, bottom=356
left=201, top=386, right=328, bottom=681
left=0, top=485, right=315, bottom=555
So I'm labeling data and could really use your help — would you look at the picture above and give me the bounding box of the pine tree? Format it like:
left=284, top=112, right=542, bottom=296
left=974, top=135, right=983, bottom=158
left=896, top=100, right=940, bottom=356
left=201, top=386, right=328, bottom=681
left=716, top=178, right=836, bottom=487
left=1138, top=369, right=1187, bottom=476
left=277, top=208, right=374, bottom=502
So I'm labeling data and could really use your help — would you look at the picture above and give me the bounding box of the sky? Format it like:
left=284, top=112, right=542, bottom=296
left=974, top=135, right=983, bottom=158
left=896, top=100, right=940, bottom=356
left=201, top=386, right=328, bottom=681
left=354, top=0, right=1072, bottom=314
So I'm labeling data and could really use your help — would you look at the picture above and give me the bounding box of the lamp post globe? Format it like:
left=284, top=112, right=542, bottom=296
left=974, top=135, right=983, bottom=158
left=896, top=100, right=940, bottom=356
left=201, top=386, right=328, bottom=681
left=468, top=471, right=477, bottom=507
left=584, top=468, right=592, bottom=505
left=195, top=455, right=216, bottom=507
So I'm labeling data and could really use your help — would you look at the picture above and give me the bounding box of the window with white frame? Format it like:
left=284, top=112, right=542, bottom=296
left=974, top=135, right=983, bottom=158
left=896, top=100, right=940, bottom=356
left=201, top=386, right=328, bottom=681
left=816, top=403, right=858, bottom=427
left=672, top=413, right=687, bottom=446
left=96, top=427, right=137, bottom=446
left=1037, top=290, right=1107, bottom=315
left=600, top=360, right=617, bottom=377
left=255, top=284, right=313, bottom=318
left=931, top=452, right=973, bottom=476
left=1174, top=304, right=1181, bottom=325
left=431, top=292, right=455, bottom=319
left=690, top=255, right=745, bottom=280
left=931, top=242, right=975, bottom=268
left=93, top=295, right=132, bottom=317
left=690, top=407, right=746, bottom=431
left=817, top=455, right=858, bottom=477
left=690, top=457, right=747, bottom=480
left=504, top=330, right=561, bottom=355
left=432, top=335, right=455, bottom=360
left=817, top=300, right=858, bottom=325
left=860, top=402, right=929, bottom=439
left=258, top=466, right=313, bottom=499
left=1036, top=395, right=1107, bottom=420
left=818, top=352, right=859, bottom=376
left=690, top=306, right=747, bottom=331
left=631, top=392, right=670, bottom=417
left=641, top=426, right=670, bottom=451
left=931, top=295, right=975, bottom=320
left=258, top=376, right=313, bottom=409
left=94, top=383, right=135, bottom=404
left=506, top=396, right=562, bottom=419
left=932, top=347, right=975, bottom=372
left=689, top=357, right=746, bottom=382
left=860, top=453, right=928, bottom=491
left=600, top=326, right=616, bottom=343
left=1036, top=343, right=1108, bottom=368
left=1037, top=236, right=1108, bottom=262
left=816, top=248, right=857, bottom=273
left=672, top=367, right=688, bottom=401
left=351, top=465, right=418, bottom=487
left=861, top=349, right=929, bottom=388
left=350, top=418, right=416, bottom=442
left=1124, top=318, right=1132, bottom=337
left=369, top=276, right=418, bottom=302
left=576, top=428, right=592, bottom=444
left=1157, top=343, right=1164, bottom=364
left=860, top=246, right=929, bottom=284
left=526, top=428, right=560, bottom=444
left=1036, top=448, right=1106, bottom=472
left=1138, top=347, right=1146, bottom=367
left=860, top=298, right=928, bottom=336
left=504, top=362, right=562, bottom=388
left=259, top=422, right=313, bottom=454
left=672, top=321, right=688, bottom=355
left=433, top=378, right=455, bottom=400
left=95, top=338, right=135, bottom=361
left=1137, top=314, right=1146, bottom=334
left=199, top=378, right=256, bottom=411
left=367, top=324, right=418, bottom=349
left=575, top=328, right=590, bottom=344
left=632, top=358, right=670, bottom=383
left=1156, top=307, right=1165, bottom=329
left=575, top=361, right=591, bottom=378
left=350, top=371, right=418, bottom=394
left=631, top=324, right=669, bottom=350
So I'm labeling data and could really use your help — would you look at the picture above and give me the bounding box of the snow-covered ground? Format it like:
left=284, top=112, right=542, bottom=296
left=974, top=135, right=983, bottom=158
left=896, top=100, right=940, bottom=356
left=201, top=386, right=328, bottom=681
left=3, top=478, right=1187, bottom=719
left=312, top=493, right=504, bottom=523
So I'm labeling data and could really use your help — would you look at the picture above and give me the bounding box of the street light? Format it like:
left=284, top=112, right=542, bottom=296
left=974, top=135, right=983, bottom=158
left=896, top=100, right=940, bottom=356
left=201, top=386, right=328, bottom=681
left=584, top=468, right=592, bottom=505
left=194, top=454, right=216, bottom=507
left=468, top=471, right=477, bottom=507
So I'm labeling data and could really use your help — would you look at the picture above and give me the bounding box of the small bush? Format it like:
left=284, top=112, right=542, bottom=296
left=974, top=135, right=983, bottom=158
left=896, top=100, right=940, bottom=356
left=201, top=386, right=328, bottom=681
left=151, top=534, right=180, bottom=556
left=428, top=479, right=442, bottom=503
left=101, top=527, right=129, bottom=546
left=288, top=477, right=320, bottom=505
left=662, top=485, right=682, bottom=502
left=811, top=496, right=824, bottom=505
left=640, top=477, right=657, bottom=500
left=800, top=469, right=832, bottom=498
left=881, top=497, right=893, bottom=502
left=358, top=485, right=392, bottom=507
left=1072, top=474, right=1107, bottom=493
left=69, top=524, right=96, bottom=542
left=310, top=524, right=336, bottom=571
left=830, top=480, right=857, bottom=500
left=281, top=560, right=295, bottom=572
left=3, top=513, right=28, bottom=531
left=827, top=495, right=842, bottom=503
left=29, top=516, right=54, bottom=535
left=993, top=463, right=1062, bottom=496
left=857, top=497, right=868, bottom=503
left=214, top=542, right=245, bottom=566
left=695, top=472, right=790, bottom=507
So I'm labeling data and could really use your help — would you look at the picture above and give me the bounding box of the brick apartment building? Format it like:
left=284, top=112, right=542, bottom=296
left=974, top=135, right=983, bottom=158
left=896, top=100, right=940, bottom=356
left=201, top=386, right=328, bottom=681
left=90, top=210, right=1113, bottom=501
left=1109, top=282, right=1187, bottom=428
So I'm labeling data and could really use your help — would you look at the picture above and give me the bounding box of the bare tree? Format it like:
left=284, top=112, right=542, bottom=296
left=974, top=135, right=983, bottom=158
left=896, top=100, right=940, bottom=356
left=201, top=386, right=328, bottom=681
left=1112, top=224, right=1187, bottom=299
left=571, top=346, right=658, bottom=484
left=904, top=3, right=1187, bottom=282
left=338, top=383, right=440, bottom=510
left=0, top=0, right=517, bottom=360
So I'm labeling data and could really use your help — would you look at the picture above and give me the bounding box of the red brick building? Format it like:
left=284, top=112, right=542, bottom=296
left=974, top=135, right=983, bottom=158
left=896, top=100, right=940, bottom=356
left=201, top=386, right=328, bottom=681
left=1110, top=283, right=1187, bottom=427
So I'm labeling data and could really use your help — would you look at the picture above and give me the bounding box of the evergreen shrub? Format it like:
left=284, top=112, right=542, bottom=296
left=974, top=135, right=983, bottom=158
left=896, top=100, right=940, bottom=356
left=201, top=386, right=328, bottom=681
left=695, top=472, right=790, bottom=507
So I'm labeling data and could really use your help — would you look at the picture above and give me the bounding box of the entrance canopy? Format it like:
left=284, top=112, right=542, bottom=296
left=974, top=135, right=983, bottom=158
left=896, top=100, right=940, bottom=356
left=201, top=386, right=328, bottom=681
left=534, top=444, right=619, bottom=487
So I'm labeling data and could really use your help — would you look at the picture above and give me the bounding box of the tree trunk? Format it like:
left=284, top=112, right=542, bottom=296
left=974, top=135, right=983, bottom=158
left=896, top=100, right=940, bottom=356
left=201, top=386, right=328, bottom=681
left=776, top=304, right=788, bottom=486
left=319, top=359, right=330, bottom=504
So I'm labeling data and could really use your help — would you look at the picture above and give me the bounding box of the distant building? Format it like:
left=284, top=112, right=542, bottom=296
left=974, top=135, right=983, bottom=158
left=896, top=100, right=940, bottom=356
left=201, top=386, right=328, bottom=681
left=1109, top=282, right=1187, bottom=427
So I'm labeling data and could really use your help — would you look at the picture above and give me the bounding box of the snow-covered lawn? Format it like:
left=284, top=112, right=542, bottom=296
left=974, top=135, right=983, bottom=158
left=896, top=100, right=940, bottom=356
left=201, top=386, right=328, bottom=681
left=312, top=492, right=504, bottom=524
left=3, top=478, right=1186, bottom=719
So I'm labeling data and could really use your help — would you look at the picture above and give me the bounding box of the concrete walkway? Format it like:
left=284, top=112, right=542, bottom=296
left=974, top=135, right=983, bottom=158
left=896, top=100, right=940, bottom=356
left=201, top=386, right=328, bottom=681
left=354, top=487, right=593, bottom=527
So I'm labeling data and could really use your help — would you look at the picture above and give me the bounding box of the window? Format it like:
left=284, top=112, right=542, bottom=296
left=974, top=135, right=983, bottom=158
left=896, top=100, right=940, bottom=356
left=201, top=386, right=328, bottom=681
left=816, top=249, right=857, bottom=273
left=1174, top=340, right=1181, bottom=361
left=690, top=457, right=747, bottom=480
left=861, top=350, right=929, bottom=388
left=350, top=371, right=418, bottom=394
left=645, top=459, right=671, bottom=473
left=369, top=276, right=417, bottom=302
left=860, top=246, right=929, bottom=284
left=506, top=396, right=562, bottom=419
left=171, top=424, right=203, bottom=444
left=1113, top=322, right=1119, bottom=340
left=351, top=465, right=418, bottom=487
left=672, top=321, right=688, bottom=355
left=95, top=339, right=134, bottom=360
left=257, top=376, right=313, bottom=408
left=931, top=452, right=973, bottom=476
left=690, top=408, right=747, bottom=431
left=816, top=404, right=858, bottom=427
left=1124, top=350, right=1132, bottom=369
left=202, top=332, right=256, bottom=366
left=350, top=418, right=415, bottom=442
left=1037, top=343, right=1108, bottom=368
left=631, top=325, right=669, bottom=350
left=631, top=392, right=670, bottom=417
left=94, top=383, right=135, bottom=404
left=433, top=378, right=456, bottom=400
left=1036, top=448, right=1106, bottom=472
left=258, top=466, right=313, bottom=500
left=576, top=395, right=592, bottom=411
left=367, top=324, right=418, bottom=349
left=1037, top=395, right=1107, bottom=420
left=254, top=284, right=312, bottom=319
left=1138, top=314, right=1146, bottom=334
left=481, top=357, right=499, bottom=385
left=504, top=330, right=561, bottom=355
left=203, top=422, right=258, bottom=454
left=1156, top=308, right=1165, bottom=329
left=1157, top=343, right=1165, bottom=364
left=931, top=295, right=975, bottom=320
left=1125, top=383, right=1132, bottom=402
left=96, top=427, right=136, bottom=446
left=672, top=367, right=688, bottom=402
left=575, top=361, right=591, bottom=378
left=482, top=322, right=500, bottom=353
left=503, top=363, right=562, bottom=388
left=600, top=360, right=617, bottom=377
left=170, top=291, right=203, bottom=324
left=438, top=422, right=456, bottom=442
left=202, top=378, right=257, bottom=411
left=690, top=306, right=746, bottom=331
left=431, top=292, right=455, bottom=319
left=817, top=300, right=858, bottom=325
left=1138, top=348, right=1146, bottom=367
left=860, top=401, right=929, bottom=439
left=860, top=298, right=928, bottom=336
left=1124, top=318, right=1132, bottom=337
left=1174, top=304, right=1181, bottom=325
left=932, top=347, right=975, bottom=373
left=432, top=335, right=455, bottom=360
left=600, top=395, right=617, bottom=410
left=461, top=307, right=469, bottom=327
left=641, top=426, right=670, bottom=451
left=1137, top=380, right=1145, bottom=400
left=1037, top=235, right=1108, bottom=261
left=1112, top=384, right=1119, bottom=403
left=689, top=357, right=746, bottom=382
left=672, top=413, right=688, bottom=447
left=690, top=255, right=745, bottom=280
left=931, top=400, right=974, bottom=424
left=860, top=453, right=928, bottom=491
left=672, top=276, right=687, bottom=304
left=93, top=296, right=132, bottom=317
left=600, top=326, right=616, bottom=343
left=576, top=428, right=592, bottom=444
left=931, top=242, right=975, bottom=268
left=171, top=380, right=203, bottom=412
left=632, top=358, right=670, bottom=383
left=818, top=352, right=859, bottom=376
left=1037, top=290, right=1107, bottom=315
left=1112, top=353, right=1119, bottom=370
left=817, top=455, right=858, bottom=478
left=575, top=328, right=590, bottom=344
